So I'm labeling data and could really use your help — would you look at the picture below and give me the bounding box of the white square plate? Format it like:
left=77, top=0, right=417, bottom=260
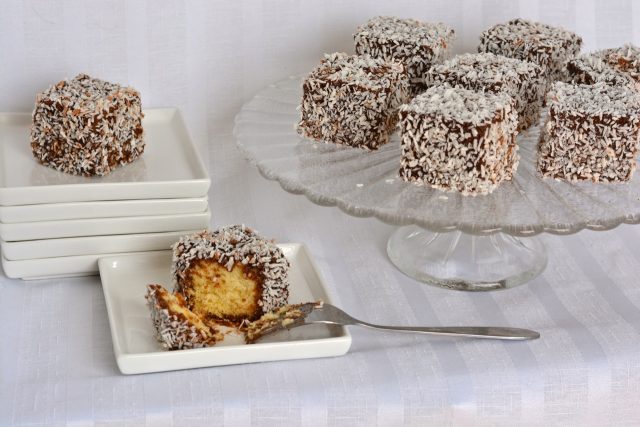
left=0, top=197, right=208, bottom=223
left=0, top=109, right=210, bottom=206
left=1, top=229, right=201, bottom=260
left=0, top=209, right=210, bottom=241
left=98, top=245, right=351, bottom=374
left=1, top=250, right=161, bottom=280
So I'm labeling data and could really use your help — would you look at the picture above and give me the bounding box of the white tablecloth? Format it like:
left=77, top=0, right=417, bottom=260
left=2, top=133, right=640, bottom=426
left=3, top=1, right=640, bottom=425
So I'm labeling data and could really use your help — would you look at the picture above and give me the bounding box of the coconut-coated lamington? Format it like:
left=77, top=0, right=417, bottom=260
left=425, top=52, right=546, bottom=130
left=537, top=82, right=640, bottom=182
left=592, top=44, right=640, bottom=83
left=478, top=19, right=582, bottom=84
left=399, top=85, right=519, bottom=196
left=354, top=16, right=455, bottom=94
left=296, top=52, right=409, bottom=150
left=172, top=226, right=290, bottom=323
left=565, top=54, right=639, bottom=91
left=30, top=74, right=144, bottom=176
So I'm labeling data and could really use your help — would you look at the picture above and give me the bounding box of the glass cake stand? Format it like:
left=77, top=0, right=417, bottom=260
left=233, top=76, right=640, bottom=291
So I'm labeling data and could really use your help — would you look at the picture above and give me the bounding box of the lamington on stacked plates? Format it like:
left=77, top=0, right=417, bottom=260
left=0, top=74, right=211, bottom=279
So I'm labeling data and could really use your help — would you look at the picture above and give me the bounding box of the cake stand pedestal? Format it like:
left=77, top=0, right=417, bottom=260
left=386, top=227, right=546, bottom=290
left=234, top=76, right=640, bottom=291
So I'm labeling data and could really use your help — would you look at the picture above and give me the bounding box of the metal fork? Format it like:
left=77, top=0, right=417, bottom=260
left=299, top=303, right=540, bottom=340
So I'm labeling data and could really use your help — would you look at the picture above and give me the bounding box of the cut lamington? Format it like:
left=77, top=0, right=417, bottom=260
left=31, top=74, right=144, bottom=176
left=478, top=19, right=582, bottom=85
left=145, top=284, right=223, bottom=350
left=565, top=55, right=639, bottom=91
left=537, top=82, right=640, bottom=182
left=399, top=85, right=519, bottom=196
left=425, top=52, right=545, bottom=130
left=354, top=16, right=455, bottom=94
left=296, top=52, right=409, bottom=150
left=592, top=44, right=640, bottom=83
left=172, top=226, right=290, bottom=323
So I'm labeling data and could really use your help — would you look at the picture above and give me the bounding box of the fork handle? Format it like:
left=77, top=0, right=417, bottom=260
left=356, top=322, right=540, bottom=340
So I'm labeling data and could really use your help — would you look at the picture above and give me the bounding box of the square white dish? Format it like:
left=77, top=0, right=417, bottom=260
left=1, top=250, right=164, bottom=280
left=0, top=209, right=210, bottom=241
left=1, top=230, right=200, bottom=260
left=0, top=109, right=210, bottom=206
left=0, top=197, right=208, bottom=223
left=98, top=245, right=351, bottom=374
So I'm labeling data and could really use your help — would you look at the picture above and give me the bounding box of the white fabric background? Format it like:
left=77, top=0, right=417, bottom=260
left=2, top=0, right=640, bottom=425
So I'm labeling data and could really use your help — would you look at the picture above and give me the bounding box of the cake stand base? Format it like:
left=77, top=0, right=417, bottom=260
left=387, top=226, right=547, bottom=291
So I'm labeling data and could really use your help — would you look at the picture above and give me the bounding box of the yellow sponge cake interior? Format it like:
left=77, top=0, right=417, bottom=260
left=184, top=259, right=262, bottom=321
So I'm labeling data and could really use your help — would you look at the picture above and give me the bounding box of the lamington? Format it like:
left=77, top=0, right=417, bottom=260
left=30, top=74, right=145, bottom=176
left=537, top=82, right=640, bottom=182
left=354, top=16, right=455, bottom=94
left=172, top=226, right=290, bottom=323
left=478, top=19, right=582, bottom=84
left=145, top=284, right=223, bottom=350
left=245, top=301, right=321, bottom=343
left=425, top=52, right=546, bottom=129
left=399, top=85, right=519, bottom=196
left=565, top=54, right=639, bottom=91
left=296, top=52, right=409, bottom=150
left=592, top=44, right=640, bottom=83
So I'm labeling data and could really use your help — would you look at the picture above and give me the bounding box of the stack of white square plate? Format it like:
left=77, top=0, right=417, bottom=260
left=0, top=108, right=211, bottom=279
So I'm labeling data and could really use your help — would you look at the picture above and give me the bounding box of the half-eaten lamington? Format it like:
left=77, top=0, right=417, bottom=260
left=399, top=85, right=519, bottom=196
left=537, top=82, right=640, bottom=182
left=172, top=226, right=290, bottom=323
left=296, top=52, right=409, bottom=150
left=425, top=52, right=546, bottom=130
left=354, top=16, right=455, bottom=94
